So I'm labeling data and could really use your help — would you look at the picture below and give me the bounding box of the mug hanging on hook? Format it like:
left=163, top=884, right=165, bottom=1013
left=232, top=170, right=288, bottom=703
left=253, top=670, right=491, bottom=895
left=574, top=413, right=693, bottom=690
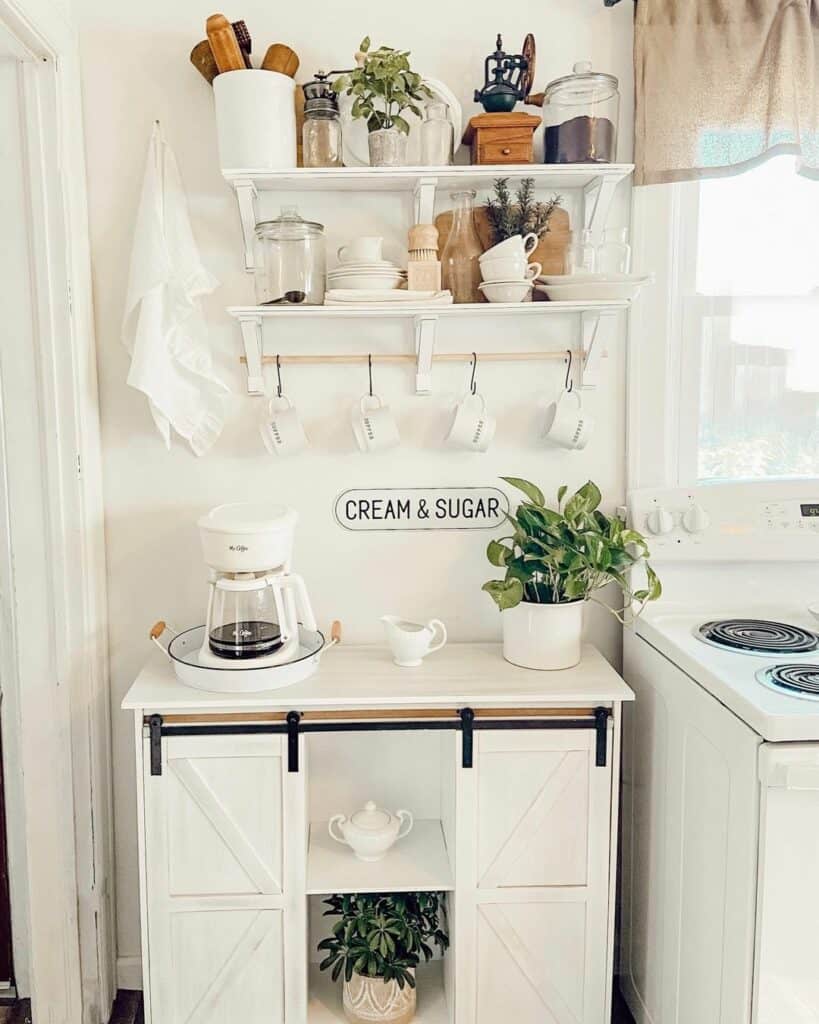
left=542, top=349, right=594, bottom=451
left=351, top=354, right=400, bottom=453
left=259, top=355, right=310, bottom=457
left=445, top=352, right=495, bottom=453
left=564, top=349, right=573, bottom=393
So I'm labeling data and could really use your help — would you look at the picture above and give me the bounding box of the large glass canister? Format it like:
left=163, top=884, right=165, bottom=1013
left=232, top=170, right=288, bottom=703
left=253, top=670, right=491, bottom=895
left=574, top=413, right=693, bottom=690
left=541, top=61, right=619, bottom=164
left=254, top=206, right=326, bottom=305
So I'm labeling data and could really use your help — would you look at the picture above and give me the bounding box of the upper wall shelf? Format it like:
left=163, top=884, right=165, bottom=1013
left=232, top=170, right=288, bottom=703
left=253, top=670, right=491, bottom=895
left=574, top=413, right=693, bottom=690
left=224, top=163, right=635, bottom=271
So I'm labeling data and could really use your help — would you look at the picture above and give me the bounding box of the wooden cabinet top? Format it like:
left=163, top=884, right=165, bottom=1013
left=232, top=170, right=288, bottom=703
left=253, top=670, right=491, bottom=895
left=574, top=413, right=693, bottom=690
left=122, top=642, right=634, bottom=714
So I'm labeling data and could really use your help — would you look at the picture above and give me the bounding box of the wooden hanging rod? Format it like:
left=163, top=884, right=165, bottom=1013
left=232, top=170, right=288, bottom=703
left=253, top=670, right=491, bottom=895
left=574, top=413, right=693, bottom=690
left=241, top=350, right=600, bottom=367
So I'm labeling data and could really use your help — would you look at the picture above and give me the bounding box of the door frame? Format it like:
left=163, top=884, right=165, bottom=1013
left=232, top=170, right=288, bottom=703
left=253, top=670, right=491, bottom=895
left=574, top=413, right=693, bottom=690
left=0, top=0, right=114, bottom=1020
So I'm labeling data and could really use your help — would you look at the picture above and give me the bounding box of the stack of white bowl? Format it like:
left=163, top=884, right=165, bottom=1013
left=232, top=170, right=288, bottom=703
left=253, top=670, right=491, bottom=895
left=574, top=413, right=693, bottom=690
left=328, top=235, right=407, bottom=292
left=477, top=233, right=542, bottom=303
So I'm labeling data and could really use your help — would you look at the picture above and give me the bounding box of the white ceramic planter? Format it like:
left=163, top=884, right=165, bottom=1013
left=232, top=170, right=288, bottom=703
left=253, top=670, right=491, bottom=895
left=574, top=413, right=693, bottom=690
left=343, top=971, right=416, bottom=1024
left=502, top=600, right=584, bottom=670
left=213, top=69, right=296, bottom=170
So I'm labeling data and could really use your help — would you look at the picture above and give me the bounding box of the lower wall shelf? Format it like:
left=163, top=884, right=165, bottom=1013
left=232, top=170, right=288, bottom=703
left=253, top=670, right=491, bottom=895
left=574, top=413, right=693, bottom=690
left=308, top=961, right=448, bottom=1023
left=307, top=819, right=454, bottom=895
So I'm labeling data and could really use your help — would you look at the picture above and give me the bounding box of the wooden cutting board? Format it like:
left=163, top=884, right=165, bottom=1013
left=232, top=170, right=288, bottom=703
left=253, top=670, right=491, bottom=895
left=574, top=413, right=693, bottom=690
left=435, top=205, right=570, bottom=278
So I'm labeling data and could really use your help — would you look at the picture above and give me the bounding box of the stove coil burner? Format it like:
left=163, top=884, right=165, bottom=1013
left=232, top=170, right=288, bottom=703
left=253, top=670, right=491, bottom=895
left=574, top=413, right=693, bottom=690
left=698, top=619, right=819, bottom=656
left=758, top=664, right=819, bottom=701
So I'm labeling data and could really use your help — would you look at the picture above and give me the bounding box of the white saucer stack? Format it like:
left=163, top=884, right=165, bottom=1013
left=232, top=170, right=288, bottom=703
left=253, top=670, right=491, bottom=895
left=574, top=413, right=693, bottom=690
left=327, top=259, right=407, bottom=292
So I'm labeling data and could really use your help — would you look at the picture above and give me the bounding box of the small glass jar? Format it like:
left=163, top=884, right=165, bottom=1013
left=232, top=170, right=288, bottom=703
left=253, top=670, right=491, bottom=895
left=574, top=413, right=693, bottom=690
left=302, top=77, right=343, bottom=168
left=597, top=227, right=631, bottom=274
left=441, top=190, right=483, bottom=303
left=565, top=228, right=597, bottom=275
left=420, top=101, right=454, bottom=166
left=255, top=207, right=326, bottom=305
left=542, top=61, right=620, bottom=164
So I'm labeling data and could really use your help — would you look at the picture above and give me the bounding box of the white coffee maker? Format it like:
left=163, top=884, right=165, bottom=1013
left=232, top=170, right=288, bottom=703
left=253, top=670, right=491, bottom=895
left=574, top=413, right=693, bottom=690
left=197, top=502, right=317, bottom=668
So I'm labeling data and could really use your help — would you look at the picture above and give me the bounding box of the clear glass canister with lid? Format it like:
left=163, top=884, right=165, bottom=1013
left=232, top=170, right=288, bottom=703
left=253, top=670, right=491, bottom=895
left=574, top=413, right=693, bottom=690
left=254, top=207, right=326, bottom=305
left=302, top=73, right=343, bottom=168
left=541, top=61, right=619, bottom=164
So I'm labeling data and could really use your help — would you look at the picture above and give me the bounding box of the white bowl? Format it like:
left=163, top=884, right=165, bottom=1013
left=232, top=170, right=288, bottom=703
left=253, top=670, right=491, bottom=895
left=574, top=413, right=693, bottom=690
left=327, top=272, right=406, bottom=290
left=534, top=274, right=652, bottom=302
left=478, top=280, right=533, bottom=303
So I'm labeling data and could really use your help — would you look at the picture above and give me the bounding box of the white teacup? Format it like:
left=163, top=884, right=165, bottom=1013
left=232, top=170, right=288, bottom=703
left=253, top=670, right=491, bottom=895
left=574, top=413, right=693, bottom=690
left=259, top=395, right=309, bottom=456
left=351, top=394, right=400, bottom=452
left=480, top=232, right=538, bottom=263
left=446, top=392, right=496, bottom=452
left=480, top=257, right=541, bottom=284
left=543, top=389, right=594, bottom=450
left=381, top=615, right=447, bottom=667
left=338, top=236, right=384, bottom=264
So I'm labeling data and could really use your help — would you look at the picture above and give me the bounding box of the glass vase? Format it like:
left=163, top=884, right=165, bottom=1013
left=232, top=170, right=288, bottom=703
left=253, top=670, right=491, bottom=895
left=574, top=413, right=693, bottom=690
left=441, top=189, right=483, bottom=303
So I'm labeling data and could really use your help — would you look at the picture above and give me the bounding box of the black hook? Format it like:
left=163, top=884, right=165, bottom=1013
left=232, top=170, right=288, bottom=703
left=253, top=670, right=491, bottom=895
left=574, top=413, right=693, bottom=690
left=564, top=349, right=573, bottom=393
left=368, top=353, right=373, bottom=397
left=469, top=352, right=478, bottom=396
left=276, top=353, right=283, bottom=398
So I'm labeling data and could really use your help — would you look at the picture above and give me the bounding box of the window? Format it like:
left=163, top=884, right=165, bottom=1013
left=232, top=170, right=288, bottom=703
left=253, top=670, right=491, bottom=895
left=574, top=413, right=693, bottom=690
left=677, top=157, right=819, bottom=483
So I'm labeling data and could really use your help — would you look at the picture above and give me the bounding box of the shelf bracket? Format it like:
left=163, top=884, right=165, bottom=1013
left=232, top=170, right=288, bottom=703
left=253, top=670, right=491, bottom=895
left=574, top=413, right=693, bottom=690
left=579, top=310, right=615, bottom=390
left=414, top=315, right=438, bottom=394
left=233, top=178, right=259, bottom=272
left=413, top=176, right=438, bottom=225
left=583, top=175, right=619, bottom=237
left=238, top=314, right=265, bottom=395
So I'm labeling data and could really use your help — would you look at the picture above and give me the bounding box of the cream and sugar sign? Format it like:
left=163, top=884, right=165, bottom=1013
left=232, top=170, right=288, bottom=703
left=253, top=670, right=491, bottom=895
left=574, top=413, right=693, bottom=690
left=335, top=488, right=509, bottom=531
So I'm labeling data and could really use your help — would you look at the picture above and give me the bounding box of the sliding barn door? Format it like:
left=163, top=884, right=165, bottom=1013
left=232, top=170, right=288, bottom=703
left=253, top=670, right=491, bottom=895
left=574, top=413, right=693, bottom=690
left=142, top=733, right=305, bottom=1024
left=455, top=728, right=613, bottom=1024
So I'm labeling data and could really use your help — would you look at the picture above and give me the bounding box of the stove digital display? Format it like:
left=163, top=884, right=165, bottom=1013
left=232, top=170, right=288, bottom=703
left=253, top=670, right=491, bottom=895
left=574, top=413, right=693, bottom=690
left=800, top=503, right=819, bottom=517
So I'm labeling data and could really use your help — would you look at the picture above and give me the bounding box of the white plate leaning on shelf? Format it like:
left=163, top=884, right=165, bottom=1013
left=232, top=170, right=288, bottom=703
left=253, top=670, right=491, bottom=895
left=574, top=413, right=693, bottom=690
left=535, top=273, right=652, bottom=302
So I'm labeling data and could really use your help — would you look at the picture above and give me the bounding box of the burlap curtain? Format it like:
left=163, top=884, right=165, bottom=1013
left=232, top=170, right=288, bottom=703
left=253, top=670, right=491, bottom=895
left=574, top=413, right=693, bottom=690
left=634, top=0, right=819, bottom=184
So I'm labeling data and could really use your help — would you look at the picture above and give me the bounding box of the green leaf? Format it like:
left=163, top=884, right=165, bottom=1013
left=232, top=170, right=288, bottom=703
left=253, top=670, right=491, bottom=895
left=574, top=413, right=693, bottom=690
left=359, top=36, right=371, bottom=53
left=557, top=484, right=568, bottom=506
left=500, top=476, right=545, bottom=507
left=486, top=539, right=512, bottom=567
left=482, top=578, right=524, bottom=610
left=392, top=114, right=410, bottom=134
left=575, top=479, right=602, bottom=511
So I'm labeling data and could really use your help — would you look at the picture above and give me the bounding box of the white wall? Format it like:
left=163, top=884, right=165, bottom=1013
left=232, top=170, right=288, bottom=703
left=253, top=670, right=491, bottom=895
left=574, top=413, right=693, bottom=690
left=74, top=0, right=634, bottom=978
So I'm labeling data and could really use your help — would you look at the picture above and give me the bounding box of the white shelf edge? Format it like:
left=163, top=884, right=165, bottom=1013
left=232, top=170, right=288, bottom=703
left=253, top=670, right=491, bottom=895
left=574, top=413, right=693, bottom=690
left=227, top=300, right=629, bottom=320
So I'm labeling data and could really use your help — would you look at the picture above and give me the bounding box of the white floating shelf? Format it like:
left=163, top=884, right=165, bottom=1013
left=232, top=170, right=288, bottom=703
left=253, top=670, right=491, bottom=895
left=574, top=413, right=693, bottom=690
left=227, top=300, right=628, bottom=319
left=306, top=819, right=454, bottom=895
left=308, top=961, right=448, bottom=1023
left=224, top=163, right=634, bottom=271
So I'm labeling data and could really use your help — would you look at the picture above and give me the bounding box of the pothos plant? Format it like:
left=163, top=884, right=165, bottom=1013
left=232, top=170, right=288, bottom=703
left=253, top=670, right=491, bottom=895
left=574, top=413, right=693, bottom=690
left=317, top=892, right=449, bottom=990
left=333, top=37, right=432, bottom=135
left=486, top=177, right=562, bottom=245
left=483, top=477, right=661, bottom=622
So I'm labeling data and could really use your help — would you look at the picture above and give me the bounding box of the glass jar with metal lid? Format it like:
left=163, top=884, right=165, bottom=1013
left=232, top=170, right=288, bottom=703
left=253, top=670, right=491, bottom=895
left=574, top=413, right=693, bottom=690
left=254, top=206, right=326, bottom=305
left=302, top=71, right=343, bottom=168
left=541, top=61, right=619, bottom=164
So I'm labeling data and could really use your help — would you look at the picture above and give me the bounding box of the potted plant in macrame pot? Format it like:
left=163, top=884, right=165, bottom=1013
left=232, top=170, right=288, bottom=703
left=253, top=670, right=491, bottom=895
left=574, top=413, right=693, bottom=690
left=318, top=892, right=449, bottom=1024
left=333, top=38, right=432, bottom=167
left=483, top=478, right=661, bottom=671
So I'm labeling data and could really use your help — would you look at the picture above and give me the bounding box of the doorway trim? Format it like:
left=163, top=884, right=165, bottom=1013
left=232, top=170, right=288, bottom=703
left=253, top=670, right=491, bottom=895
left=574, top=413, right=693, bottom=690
left=0, top=1, right=114, bottom=1021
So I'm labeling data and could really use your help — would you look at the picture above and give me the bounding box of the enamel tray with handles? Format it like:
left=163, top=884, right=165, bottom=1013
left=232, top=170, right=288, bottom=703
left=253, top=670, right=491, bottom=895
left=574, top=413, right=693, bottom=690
left=150, top=619, right=340, bottom=693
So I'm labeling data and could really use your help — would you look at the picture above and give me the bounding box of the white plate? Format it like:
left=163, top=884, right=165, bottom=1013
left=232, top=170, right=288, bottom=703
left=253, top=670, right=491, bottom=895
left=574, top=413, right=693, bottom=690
left=166, top=624, right=327, bottom=693
left=328, top=268, right=406, bottom=277
left=328, top=276, right=406, bottom=291
left=335, top=259, right=396, bottom=270
left=535, top=275, right=652, bottom=302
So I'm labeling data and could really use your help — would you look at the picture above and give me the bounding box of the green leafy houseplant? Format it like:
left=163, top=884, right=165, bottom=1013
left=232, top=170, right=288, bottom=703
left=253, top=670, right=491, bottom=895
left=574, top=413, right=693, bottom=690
left=486, top=177, right=562, bottom=245
left=483, top=477, right=661, bottom=622
left=333, top=38, right=432, bottom=135
left=318, top=892, right=449, bottom=990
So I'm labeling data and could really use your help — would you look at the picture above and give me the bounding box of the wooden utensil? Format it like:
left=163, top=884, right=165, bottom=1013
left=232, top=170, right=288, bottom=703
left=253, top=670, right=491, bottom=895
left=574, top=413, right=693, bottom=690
left=261, top=43, right=300, bottom=78
left=295, top=85, right=305, bottom=166
left=206, top=13, right=246, bottom=73
left=190, top=39, right=219, bottom=83
left=435, top=205, right=570, bottom=281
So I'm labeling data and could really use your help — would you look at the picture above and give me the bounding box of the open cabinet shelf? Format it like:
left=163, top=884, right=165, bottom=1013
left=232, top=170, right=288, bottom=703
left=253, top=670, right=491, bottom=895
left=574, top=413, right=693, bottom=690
left=306, top=819, right=454, bottom=895
left=308, top=961, right=448, bottom=1023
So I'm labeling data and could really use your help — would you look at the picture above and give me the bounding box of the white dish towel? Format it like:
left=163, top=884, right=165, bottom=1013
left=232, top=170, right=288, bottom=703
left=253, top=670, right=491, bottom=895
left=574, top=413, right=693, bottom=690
left=122, top=122, right=228, bottom=455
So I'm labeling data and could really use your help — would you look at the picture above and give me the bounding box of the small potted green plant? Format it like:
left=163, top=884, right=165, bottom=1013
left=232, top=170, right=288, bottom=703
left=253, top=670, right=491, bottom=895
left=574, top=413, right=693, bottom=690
left=318, top=892, right=449, bottom=1024
left=483, top=477, right=661, bottom=670
left=333, top=38, right=432, bottom=167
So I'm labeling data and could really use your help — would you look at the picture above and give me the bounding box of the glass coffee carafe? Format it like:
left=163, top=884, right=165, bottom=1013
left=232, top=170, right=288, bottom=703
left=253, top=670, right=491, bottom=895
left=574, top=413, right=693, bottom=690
left=206, top=574, right=283, bottom=660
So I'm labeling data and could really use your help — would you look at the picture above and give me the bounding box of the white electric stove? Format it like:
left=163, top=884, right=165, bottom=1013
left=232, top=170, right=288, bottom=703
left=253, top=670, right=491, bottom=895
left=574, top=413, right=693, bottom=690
left=620, top=483, right=819, bottom=1024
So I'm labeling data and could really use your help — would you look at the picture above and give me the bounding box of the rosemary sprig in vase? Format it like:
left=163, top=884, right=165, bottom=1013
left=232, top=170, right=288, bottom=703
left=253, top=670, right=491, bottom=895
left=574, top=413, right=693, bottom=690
left=485, top=177, right=562, bottom=245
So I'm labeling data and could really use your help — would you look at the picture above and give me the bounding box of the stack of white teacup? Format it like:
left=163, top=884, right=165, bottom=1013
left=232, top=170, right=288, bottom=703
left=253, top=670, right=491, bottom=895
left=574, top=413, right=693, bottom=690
left=478, top=232, right=542, bottom=303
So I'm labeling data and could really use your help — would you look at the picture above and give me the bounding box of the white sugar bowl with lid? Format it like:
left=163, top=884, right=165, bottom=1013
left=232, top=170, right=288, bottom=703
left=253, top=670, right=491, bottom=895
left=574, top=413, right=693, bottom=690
left=328, top=802, right=413, bottom=861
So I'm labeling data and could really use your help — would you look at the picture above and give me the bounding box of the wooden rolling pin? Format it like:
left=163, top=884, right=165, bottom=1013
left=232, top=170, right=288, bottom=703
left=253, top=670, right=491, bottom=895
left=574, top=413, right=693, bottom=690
left=261, top=43, right=300, bottom=77
left=206, top=13, right=246, bottom=73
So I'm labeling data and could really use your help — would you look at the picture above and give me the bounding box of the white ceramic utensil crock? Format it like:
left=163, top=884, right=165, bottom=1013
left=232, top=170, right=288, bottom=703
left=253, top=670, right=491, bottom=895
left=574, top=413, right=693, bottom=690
left=328, top=802, right=413, bottom=861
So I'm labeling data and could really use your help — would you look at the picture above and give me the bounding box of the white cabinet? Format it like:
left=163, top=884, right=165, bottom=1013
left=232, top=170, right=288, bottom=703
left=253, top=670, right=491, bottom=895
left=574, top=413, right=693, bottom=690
left=126, top=644, right=630, bottom=1024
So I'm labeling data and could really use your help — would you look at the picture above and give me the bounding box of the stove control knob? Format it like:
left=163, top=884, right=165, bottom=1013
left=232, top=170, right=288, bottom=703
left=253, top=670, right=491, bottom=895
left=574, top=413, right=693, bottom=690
left=645, top=507, right=674, bottom=535
left=682, top=503, right=710, bottom=534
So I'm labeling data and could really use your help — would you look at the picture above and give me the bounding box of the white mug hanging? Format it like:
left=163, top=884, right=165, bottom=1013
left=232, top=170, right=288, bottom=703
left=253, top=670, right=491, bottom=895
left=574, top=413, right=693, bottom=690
left=445, top=354, right=495, bottom=453
left=259, top=357, right=310, bottom=456
left=542, top=352, right=594, bottom=450
left=351, top=356, right=400, bottom=453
